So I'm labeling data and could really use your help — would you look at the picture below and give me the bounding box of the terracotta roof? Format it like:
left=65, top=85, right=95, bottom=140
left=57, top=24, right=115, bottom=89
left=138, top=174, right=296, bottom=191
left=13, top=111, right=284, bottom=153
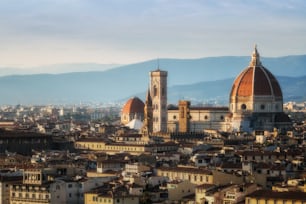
left=158, top=166, right=212, bottom=175
left=247, top=190, right=306, bottom=201
left=230, top=47, right=282, bottom=101
left=122, top=97, right=144, bottom=114
left=231, top=66, right=282, bottom=97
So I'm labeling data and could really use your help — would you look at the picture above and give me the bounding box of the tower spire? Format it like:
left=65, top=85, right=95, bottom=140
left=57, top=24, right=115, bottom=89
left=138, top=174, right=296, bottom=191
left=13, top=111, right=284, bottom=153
left=141, top=85, right=153, bottom=137
left=249, top=44, right=261, bottom=67
left=145, top=86, right=152, bottom=106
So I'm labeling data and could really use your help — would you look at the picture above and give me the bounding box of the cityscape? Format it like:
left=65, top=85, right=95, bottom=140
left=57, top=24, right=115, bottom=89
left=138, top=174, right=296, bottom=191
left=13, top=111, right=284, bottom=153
left=0, top=1, right=306, bottom=204
left=0, top=47, right=305, bottom=203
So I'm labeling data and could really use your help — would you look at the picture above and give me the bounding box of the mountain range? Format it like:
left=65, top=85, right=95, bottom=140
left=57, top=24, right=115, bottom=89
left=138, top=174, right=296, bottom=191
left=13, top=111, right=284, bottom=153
left=0, top=55, right=305, bottom=105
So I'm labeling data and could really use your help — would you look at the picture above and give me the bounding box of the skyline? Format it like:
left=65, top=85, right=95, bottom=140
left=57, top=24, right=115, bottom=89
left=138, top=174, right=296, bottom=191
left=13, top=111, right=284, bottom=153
left=1, top=0, right=306, bottom=69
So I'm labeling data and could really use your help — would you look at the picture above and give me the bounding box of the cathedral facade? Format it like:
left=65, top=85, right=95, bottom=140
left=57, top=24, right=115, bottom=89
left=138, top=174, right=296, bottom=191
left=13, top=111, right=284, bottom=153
left=139, top=47, right=292, bottom=134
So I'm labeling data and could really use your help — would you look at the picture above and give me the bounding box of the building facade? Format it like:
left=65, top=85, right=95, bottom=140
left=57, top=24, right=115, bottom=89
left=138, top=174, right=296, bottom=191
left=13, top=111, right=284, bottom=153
left=245, top=190, right=306, bottom=204
left=138, top=46, right=291, bottom=134
left=229, top=46, right=291, bottom=132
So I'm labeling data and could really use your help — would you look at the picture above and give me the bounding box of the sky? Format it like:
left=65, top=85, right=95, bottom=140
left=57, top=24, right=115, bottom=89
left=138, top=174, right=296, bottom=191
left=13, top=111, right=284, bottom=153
left=0, top=0, right=306, bottom=68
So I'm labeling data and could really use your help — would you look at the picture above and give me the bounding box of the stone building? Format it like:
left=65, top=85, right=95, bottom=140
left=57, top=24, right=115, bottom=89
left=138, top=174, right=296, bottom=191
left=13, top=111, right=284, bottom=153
left=229, top=46, right=291, bottom=132
left=140, top=46, right=291, bottom=134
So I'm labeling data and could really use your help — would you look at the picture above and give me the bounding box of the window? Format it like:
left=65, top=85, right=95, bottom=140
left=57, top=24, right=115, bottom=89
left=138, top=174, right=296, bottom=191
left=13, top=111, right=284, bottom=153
left=68, top=184, right=73, bottom=188
left=204, top=115, right=208, bottom=120
left=173, top=115, right=176, bottom=120
left=153, top=86, right=158, bottom=97
left=275, top=104, right=279, bottom=110
left=220, top=115, right=224, bottom=120
left=241, top=104, right=247, bottom=110
left=260, top=104, right=265, bottom=110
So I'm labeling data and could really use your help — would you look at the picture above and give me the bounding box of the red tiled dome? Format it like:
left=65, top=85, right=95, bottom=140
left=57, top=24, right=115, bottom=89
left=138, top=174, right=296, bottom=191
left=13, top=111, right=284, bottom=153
left=122, top=97, right=144, bottom=114
left=230, top=47, right=282, bottom=102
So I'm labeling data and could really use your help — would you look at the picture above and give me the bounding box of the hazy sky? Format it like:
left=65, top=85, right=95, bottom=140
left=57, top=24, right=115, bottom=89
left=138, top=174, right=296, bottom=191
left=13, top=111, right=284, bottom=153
left=1, top=0, right=306, bottom=67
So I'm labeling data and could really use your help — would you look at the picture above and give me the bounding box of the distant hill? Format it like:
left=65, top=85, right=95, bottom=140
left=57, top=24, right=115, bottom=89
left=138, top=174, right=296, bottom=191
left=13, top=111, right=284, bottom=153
left=0, top=55, right=305, bottom=105
left=0, top=63, right=122, bottom=76
left=167, top=76, right=306, bottom=105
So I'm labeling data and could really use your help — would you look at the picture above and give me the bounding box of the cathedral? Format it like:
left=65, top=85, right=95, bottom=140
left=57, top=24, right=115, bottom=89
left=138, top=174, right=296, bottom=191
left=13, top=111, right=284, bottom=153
left=123, top=46, right=292, bottom=134
left=229, top=46, right=291, bottom=132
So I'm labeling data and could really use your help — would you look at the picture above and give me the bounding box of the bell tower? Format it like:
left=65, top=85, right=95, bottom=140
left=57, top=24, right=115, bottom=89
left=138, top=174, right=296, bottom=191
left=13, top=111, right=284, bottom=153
left=150, top=69, right=168, bottom=133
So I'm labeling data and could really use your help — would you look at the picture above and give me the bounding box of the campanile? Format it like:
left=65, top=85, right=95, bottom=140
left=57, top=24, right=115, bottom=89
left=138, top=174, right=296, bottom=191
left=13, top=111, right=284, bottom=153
left=150, top=69, right=168, bottom=132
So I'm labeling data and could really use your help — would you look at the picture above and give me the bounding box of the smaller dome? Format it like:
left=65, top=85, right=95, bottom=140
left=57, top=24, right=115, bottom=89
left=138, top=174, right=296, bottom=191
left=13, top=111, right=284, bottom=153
left=122, top=97, right=144, bottom=114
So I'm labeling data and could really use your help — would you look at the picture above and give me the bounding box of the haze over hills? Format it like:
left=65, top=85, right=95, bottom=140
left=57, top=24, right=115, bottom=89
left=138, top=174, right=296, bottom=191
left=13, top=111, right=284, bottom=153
left=167, top=76, right=306, bottom=105
left=0, top=63, right=122, bottom=76
left=0, top=55, right=305, bottom=105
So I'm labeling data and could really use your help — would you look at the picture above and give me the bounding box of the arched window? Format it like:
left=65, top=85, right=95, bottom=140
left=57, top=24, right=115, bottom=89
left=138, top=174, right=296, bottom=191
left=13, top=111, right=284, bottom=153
left=241, top=104, right=247, bottom=110
left=260, top=104, right=265, bottom=110
left=153, top=85, right=158, bottom=97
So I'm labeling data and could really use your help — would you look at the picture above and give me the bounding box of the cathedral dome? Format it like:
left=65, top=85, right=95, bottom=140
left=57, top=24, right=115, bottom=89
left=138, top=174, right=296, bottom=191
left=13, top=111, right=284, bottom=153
left=229, top=46, right=283, bottom=113
left=122, top=97, right=144, bottom=115
left=121, top=97, right=145, bottom=125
